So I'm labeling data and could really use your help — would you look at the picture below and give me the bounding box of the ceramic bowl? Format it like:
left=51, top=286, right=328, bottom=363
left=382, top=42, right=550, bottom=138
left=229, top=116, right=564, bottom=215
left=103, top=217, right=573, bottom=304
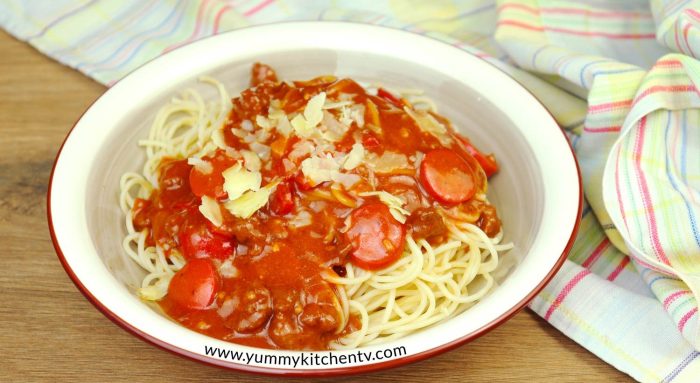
left=48, top=21, right=581, bottom=376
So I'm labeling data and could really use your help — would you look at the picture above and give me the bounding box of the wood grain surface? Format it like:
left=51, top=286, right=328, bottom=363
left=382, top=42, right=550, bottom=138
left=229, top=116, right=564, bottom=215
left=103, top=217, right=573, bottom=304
left=0, top=30, right=631, bottom=382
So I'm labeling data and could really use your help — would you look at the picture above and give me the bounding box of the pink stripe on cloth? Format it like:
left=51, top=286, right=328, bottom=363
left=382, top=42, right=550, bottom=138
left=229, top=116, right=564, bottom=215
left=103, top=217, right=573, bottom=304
left=674, top=19, right=683, bottom=55
left=544, top=269, right=592, bottom=320
left=607, top=256, right=630, bottom=281
left=499, top=3, right=651, bottom=19
left=243, top=0, right=275, bottom=17
left=634, top=85, right=698, bottom=104
left=664, top=290, right=692, bottom=310
left=497, top=20, right=656, bottom=39
left=633, top=251, right=674, bottom=274
left=686, top=8, right=700, bottom=21
left=583, top=125, right=622, bottom=133
left=679, top=308, right=698, bottom=332
left=582, top=237, right=610, bottom=268
left=162, top=0, right=212, bottom=53
left=633, top=117, right=672, bottom=266
left=615, top=146, right=631, bottom=234
left=213, top=5, right=233, bottom=33
left=683, top=23, right=696, bottom=57
left=654, top=59, right=683, bottom=68
left=589, top=100, right=632, bottom=113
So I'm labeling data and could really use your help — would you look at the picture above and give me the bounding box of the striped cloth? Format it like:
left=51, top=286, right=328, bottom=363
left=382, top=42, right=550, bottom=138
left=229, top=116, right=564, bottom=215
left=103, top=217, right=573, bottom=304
left=2, top=0, right=698, bottom=381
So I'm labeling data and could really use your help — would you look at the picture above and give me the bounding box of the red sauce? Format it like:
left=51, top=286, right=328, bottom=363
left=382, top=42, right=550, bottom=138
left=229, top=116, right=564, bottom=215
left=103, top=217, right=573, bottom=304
left=131, top=63, right=501, bottom=350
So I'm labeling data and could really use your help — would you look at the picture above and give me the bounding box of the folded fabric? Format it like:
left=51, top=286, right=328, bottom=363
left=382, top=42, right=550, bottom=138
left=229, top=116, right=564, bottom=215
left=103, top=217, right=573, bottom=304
left=2, top=0, right=698, bottom=381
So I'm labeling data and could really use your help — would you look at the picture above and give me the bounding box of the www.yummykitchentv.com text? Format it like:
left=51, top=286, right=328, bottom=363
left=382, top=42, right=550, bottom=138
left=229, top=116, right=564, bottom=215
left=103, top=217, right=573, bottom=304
left=204, top=345, right=408, bottom=368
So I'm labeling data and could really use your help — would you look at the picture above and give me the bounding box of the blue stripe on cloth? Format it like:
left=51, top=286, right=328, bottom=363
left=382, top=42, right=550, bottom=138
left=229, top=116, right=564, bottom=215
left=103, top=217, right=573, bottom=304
left=664, top=111, right=700, bottom=249
left=76, top=0, right=185, bottom=72
left=662, top=350, right=700, bottom=382
left=531, top=45, right=549, bottom=69
left=27, top=0, right=98, bottom=39
left=579, top=59, right=614, bottom=87
left=48, top=1, right=157, bottom=56
left=400, top=2, right=495, bottom=30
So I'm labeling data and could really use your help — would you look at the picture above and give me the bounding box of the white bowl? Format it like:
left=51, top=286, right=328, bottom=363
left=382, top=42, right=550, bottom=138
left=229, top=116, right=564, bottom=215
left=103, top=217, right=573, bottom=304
left=48, top=22, right=581, bottom=376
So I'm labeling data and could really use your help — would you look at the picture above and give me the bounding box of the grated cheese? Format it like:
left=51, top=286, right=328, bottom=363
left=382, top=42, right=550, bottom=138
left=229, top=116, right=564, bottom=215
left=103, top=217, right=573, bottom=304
left=219, top=259, right=239, bottom=279
left=222, top=163, right=261, bottom=201
left=241, top=119, right=254, bottom=131
left=276, top=114, right=292, bottom=137
left=404, top=107, right=452, bottom=146
left=138, top=274, right=172, bottom=301
left=187, top=157, right=213, bottom=174
left=288, top=140, right=315, bottom=162
left=291, top=92, right=326, bottom=138
left=224, top=180, right=280, bottom=219
left=343, top=143, right=365, bottom=170
left=321, top=110, right=348, bottom=142
left=250, top=142, right=271, bottom=161
left=359, top=191, right=410, bottom=223
left=300, top=153, right=340, bottom=186
left=367, top=151, right=410, bottom=174
left=199, top=195, right=223, bottom=227
left=339, top=103, right=365, bottom=128
left=323, top=99, right=354, bottom=109
left=289, top=210, right=312, bottom=228
left=255, top=115, right=272, bottom=130
left=240, top=150, right=261, bottom=172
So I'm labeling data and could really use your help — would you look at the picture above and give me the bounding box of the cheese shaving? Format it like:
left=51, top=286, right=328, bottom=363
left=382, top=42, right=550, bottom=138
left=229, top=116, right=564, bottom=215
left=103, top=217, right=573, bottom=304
left=276, top=114, right=292, bottom=137
left=222, top=163, right=261, bottom=201
left=291, top=92, right=326, bottom=138
left=211, top=127, right=227, bottom=149
left=404, top=107, right=452, bottom=146
left=343, top=143, right=365, bottom=170
left=323, top=100, right=354, bottom=109
left=300, top=153, right=340, bottom=186
left=219, top=259, right=239, bottom=278
left=241, top=150, right=261, bottom=172
left=321, top=110, right=348, bottom=142
left=187, top=157, right=213, bottom=174
left=367, top=151, right=410, bottom=174
left=137, top=274, right=172, bottom=301
left=255, top=115, right=272, bottom=130
left=199, top=195, right=223, bottom=227
left=359, top=191, right=410, bottom=223
left=224, top=180, right=279, bottom=219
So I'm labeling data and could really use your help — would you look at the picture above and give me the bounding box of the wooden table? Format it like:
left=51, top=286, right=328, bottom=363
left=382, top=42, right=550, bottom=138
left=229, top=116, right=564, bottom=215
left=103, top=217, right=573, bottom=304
left=0, top=30, right=630, bottom=382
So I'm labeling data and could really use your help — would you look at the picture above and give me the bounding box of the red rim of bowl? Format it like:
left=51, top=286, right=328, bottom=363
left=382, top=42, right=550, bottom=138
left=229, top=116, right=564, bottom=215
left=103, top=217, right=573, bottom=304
left=47, top=21, right=583, bottom=377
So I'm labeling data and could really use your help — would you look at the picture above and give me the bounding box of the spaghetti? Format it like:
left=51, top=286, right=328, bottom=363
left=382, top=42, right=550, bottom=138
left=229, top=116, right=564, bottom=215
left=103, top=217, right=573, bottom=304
left=119, top=63, right=512, bottom=350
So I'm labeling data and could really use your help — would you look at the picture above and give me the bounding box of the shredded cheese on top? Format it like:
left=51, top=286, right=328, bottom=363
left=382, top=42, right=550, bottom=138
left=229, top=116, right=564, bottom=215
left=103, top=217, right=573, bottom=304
left=187, top=157, right=213, bottom=174
left=291, top=92, right=326, bottom=138
left=359, top=191, right=410, bottom=223
left=224, top=180, right=280, bottom=219
left=343, top=143, right=365, bottom=170
left=199, top=195, right=223, bottom=227
left=222, top=163, right=261, bottom=201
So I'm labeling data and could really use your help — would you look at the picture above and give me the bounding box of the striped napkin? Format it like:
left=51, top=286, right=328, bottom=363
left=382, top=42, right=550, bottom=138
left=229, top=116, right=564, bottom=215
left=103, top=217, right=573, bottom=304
left=3, top=1, right=698, bottom=381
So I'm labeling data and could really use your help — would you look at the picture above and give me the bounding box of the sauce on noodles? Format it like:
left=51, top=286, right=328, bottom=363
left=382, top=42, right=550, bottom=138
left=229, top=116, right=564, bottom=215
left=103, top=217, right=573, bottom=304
left=126, top=63, right=503, bottom=350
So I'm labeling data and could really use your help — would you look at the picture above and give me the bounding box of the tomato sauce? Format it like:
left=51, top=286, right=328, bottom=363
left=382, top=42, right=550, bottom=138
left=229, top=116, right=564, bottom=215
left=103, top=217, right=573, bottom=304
left=131, top=63, right=501, bottom=350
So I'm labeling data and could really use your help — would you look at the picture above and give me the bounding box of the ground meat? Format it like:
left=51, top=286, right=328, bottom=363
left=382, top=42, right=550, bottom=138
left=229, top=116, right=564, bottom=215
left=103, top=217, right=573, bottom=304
left=250, top=62, right=278, bottom=86
left=215, top=211, right=265, bottom=243
left=477, top=205, right=501, bottom=237
left=224, top=286, right=273, bottom=333
left=406, top=207, right=447, bottom=240
left=299, top=303, right=338, bottom=333
left=272, top=289, right=298, bottom=312
left=269, top=312, right=311, bottom=349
